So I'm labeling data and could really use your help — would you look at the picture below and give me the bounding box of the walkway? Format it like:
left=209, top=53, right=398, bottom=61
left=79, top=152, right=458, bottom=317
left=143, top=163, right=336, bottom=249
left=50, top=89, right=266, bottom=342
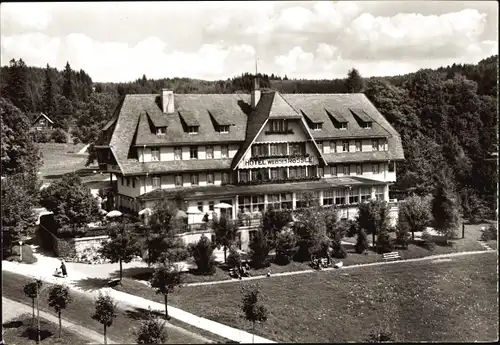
left=2, top=249, right=275, bottom=344
left=2, top=297, right=114, bottom=344
left=184, top=249, right=496, bottom=287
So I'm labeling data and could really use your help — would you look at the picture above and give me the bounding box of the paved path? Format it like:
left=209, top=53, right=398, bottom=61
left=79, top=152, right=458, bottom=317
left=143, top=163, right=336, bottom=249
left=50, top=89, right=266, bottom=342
left=2, top=297, right=114, bottom=344
left=3, top=250, right=275, bottom=344
left=185, top=249, right=496, bottom=287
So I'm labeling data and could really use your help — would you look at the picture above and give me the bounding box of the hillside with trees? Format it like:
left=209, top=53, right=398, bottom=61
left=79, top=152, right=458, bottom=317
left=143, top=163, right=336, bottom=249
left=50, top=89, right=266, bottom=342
left=1, top=55, right=497, bottom=217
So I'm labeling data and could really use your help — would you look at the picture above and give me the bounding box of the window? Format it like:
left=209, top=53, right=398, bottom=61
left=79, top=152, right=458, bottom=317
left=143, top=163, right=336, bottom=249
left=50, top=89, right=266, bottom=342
left=191, top=174, right=198, bottom=185
left=238, top=196, right=252, bottom=213
left=270, top=119, right=287, bottom=132
left=372, top=139, right=379, bottom=151
left=355, top=140, right=362, bottom=152
left=375, top=186, right=385, bottom=201
left=342, top=140, right=349, bottom=152
left=175, top=174, right=183, bottom=186
left=190, top=146, right=198, bottom=159
left=379, top=139, right=386, bottom=151
left=323, top=190, right=334, bottom=205
left=334, top=189, right=346, bottom=205
left=389, top=161, right=395, bottom=172
left=126, top=177, right=130, bottom=186
left=221, top=145, right=229, bottom=158
left=39, top=119, right=45, bottom=125
left=270, top=168, right=279, bottom=180
left=152, top=176, right=160, bottom=189
left=330, top=141, right=337, bottom=153
left=312, top=123, right=322, bottom=130
left=331, top=165, right=337, bottom=176
left=151, top=147, right=160, bottom=161
left=360, top=187, right=372, bottom=202
left=289, top=142, right=305, bottom=156
left=297, top=191, right=319, bottom=208
left=318, top=167, right=324, bottom=177
left=372, top=164, right=380, bottom=174
left=209, top=201, right=214, bottom=211
left=222, top=172, right=229, bottom=184
left=132, top=179, right=136, bottom=188
left=174, top=147, right=182, bottom=160
left=280, top=193, right=293, bottom=209
left=188, top=126, right=199, bottom=134
left=349, top=187, right=360, bottom=204
left=356, top=164, right=362, bottom=175
left=252, top=195, right=265, bottom=212
left=197, top=202, right=203, bottom=212
left=339, top=122, right=347, bottom=130
left=317, top=141, right=323, bottom=152
left=343, top=165, right=349, bottom=175
left=363, top=122, right=372, bottom=129
left=239, top=170, right=249, bottom=183
left=218, top=125, right=229, bottom=133
left=156, top=127, right=166, bottom=135
left=251, top=144, right=269, bottom=157
left=270, top=143, right=287, bottom=156
left=268, top=194, right=281, bottom=209
left=206, top=146, right=213, bottom=159
left=207, top=172, right=214, bottom=184
left=121, top=176, right=124, bottom=186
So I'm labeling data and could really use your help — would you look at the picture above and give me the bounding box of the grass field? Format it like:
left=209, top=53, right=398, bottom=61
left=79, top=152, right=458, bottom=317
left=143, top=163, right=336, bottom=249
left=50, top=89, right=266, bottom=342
left=38, top=143, right=98, bottom=179
left=2, top=314, right=89, bottom=345
left=115, top=252, right=499, bottom=342
left=2, top=271, right=222, bottom=344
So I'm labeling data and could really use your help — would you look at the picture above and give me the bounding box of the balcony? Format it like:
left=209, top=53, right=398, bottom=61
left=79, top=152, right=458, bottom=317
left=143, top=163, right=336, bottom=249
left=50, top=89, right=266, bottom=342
left=237, top=176, right=320, bottom=186
left=264, top=129, right=294, bottom=135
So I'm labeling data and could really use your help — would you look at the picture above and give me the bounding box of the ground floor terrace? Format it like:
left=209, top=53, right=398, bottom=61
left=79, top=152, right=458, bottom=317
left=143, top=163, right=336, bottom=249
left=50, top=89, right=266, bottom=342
left=113, top=176, right=399, bottom=229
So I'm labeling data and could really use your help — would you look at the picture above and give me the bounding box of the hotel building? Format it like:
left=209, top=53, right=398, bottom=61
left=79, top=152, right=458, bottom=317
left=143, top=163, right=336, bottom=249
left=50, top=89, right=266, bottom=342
left=95, top=78, right=404, bottom=242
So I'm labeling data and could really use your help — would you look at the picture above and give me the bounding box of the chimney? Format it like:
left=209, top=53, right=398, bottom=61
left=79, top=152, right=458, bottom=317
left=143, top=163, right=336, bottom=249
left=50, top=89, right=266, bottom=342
left=251, top=76, right=261, bottom=109
left=161, top=89, right=174, bottom=113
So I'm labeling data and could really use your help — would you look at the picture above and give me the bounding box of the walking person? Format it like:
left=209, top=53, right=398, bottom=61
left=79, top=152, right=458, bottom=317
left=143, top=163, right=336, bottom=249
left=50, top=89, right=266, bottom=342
left=60, top=259, right=67, bottom=278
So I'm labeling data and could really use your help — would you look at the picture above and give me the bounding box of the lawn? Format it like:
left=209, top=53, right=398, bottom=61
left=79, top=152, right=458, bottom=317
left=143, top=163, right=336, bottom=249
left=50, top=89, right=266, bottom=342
left=38, top=143, right=98, bottom=179
left=115, top=252, right=499, bottom=342
left=2, top=314, right=88, bottom=345
left=2, top=271, right=222, bottom=344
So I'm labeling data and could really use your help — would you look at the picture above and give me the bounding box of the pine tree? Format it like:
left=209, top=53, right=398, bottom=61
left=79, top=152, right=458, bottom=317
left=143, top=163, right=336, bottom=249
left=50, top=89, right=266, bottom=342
left=345, top=68, right=365, bottom=93
left=43, top=64, right=57, bottom=117
left=3, top=59, right=32, bottom=112
left=62, top=62, right=75, bottom=101
left=431, top=173, right=460, bottom=243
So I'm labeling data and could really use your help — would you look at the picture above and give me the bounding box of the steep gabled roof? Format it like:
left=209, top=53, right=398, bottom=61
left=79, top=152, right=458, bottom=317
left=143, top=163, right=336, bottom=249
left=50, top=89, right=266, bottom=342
left=325, top=109, right=348, bottom=123
left=268, top=92, right=302, bottom=119
left=178, top=110, right=200, bottom=127
left=209, top=109, right=233, bottom=126
left=350, top=108, right=373, bottom=122
left=33, top=113, right=54, bottom=125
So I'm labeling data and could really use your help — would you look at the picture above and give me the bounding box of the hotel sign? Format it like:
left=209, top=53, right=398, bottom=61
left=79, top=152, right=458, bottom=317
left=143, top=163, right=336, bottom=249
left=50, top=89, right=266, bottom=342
left=242, top=156, right=316, bottom=168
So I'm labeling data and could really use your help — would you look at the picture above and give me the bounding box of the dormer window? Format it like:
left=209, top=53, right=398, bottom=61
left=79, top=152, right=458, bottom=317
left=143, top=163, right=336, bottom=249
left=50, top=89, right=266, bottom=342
left=188, top=126, right=199, bottom=134
left=312, top=123, right=322, bottom=131
left=266, top=119, right=293, bottom=134
left=156, top=127, right=166, bottom=135
left=363, top=122, right=372, bottom=129
left=218, top=125, right=229, bottom=133
left=339, top=123, right=348, bottom=130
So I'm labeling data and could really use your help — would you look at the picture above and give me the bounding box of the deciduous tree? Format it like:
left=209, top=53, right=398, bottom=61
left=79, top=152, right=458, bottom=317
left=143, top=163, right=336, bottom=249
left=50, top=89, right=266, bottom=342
left=345, top=68, right=365, bottom=93
left=23, top=279, right=43, bottom=326
left=47, top=284, right=72, bottom=338
left=99, top=220, right=141, bottom=282
left=356, top=200, right=391, bottom=251
left=91, top=292, right=118, bottom=345
left=241, top=284, right=268, bottom=344
left=212, top=213, right=238, bottom=263
left=431, top=173, right=460, bottom=243
left=150, top=261, right=182, bottom=320
left=398, top=194, right=432, bottom=240
left=248, top=229, right=270, bottom=268
left=190, top=234, right=216, bottom=274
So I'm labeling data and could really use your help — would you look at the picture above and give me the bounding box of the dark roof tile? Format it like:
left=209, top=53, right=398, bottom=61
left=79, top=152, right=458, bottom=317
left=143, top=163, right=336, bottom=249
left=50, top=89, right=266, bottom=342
left=121, top=158, right=233, bottom=175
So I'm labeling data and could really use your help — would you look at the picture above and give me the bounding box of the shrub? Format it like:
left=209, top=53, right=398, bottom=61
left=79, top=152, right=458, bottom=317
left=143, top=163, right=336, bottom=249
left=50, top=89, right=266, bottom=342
left=249, top=230, right=270, bottom=268
left=274, top=230, right=298, bottom=265
left=355, top=229, right=369, bottom=254
left=479, top=224, right=498, bottom=241
left=33, top=130, right=51, bottom=143
left=395, top=226, right=410, bottom=249
left=51, top=129, right=67, bottom=143
left=9, top=245, right=37, bottom=264
left=375, top=230, right=394, bottom=254
left=191, top=235, right=216, bottom=274
left=136, top=307, right=167, bottom=344
left=421, top=232, right=435, bottom=250
left=226, top=247, right=242, bottom=268
left=331, top=239, right=347, bottom=259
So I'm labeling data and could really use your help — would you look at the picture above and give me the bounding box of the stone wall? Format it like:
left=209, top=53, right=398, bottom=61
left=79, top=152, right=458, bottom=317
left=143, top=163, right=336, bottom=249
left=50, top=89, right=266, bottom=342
left=72, top=235, right=109, bottom=263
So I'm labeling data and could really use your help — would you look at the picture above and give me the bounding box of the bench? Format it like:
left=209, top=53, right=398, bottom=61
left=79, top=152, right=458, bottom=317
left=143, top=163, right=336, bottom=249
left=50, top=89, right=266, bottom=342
left=383, top=251, right=401, bottom=261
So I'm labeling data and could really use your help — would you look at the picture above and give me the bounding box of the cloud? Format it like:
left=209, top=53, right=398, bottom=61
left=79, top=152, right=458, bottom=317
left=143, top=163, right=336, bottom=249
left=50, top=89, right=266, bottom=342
left=0, top=1, right=497, bottom=81
left=1, top=3, right=53, bottom=30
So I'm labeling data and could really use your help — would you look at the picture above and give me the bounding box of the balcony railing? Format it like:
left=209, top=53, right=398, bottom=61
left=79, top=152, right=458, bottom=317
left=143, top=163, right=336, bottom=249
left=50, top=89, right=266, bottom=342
left=265, top=129, right=294, bottom=135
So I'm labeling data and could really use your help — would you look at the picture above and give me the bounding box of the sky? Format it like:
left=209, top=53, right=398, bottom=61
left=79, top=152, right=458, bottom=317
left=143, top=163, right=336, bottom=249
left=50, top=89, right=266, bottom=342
left=1, top=1, right=498, bottom=82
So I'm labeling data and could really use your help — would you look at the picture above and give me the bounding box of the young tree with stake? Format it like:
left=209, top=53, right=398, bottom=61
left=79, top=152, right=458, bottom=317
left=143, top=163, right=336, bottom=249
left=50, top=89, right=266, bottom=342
left=99, top=219, right=141, bottom=283
left=150, top=261, right=182, bottom=320
left=47, top=284, right=73, bottom=338
left=23, top=279, right=43, bottom=327
left=241, top=284, right=268, bottom=344
left=91, top=292, right=118, bottom=345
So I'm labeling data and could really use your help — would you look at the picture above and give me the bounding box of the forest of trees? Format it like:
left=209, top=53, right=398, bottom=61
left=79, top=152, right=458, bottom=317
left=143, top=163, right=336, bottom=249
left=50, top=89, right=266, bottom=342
left=1, top=55, right=497, bottom=217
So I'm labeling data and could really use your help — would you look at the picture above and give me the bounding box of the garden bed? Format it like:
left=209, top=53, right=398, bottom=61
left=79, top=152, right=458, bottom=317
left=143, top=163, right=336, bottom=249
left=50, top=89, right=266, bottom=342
left=115, top=252, right=498, bottom=343
left=2, top=314, right=89, bottom=345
